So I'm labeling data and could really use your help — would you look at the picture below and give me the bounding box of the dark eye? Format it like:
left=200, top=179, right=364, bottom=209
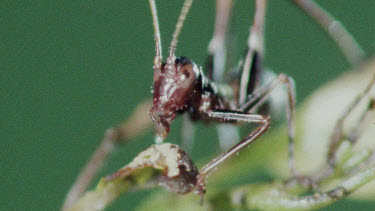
left=181, top=68, right=190, bottom=78
left=179, top=64, right=196, bottom=88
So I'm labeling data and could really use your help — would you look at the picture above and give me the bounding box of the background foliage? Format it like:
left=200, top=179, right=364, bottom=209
left=2, top=1, right=375, bottom=210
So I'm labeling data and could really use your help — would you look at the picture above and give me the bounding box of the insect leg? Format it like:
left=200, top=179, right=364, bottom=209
left=195, top=111, right=270, bottom=196
left=328, top=76, right=375, bottom=166
left=240, top=73, right=297, bottom=175
left=239, top=0, right=267, bottom=105
left=346, top=98, right=375, bottom=144
left=201, top=0, right=239, bottom=152
left=182, top=0, right=233, bottom=152
left=205, top=0, right=234, bottom=82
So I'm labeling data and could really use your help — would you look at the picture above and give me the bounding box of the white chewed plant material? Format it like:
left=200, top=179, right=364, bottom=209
left=111, top=143, right=198, bottom=181
left=107, top=143, right=199, bottom=195
left=128, top=143, right=182, bottom=177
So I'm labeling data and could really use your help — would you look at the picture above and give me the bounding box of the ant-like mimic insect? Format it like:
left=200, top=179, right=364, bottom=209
left=148, top=0, right=296, bottom=197
left=62, top=0, right=369, bottom=209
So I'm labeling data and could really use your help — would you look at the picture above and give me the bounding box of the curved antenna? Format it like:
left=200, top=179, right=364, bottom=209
left=149, top=0, right=162, bottom=68
left=167, top=0, right=193, bottom=62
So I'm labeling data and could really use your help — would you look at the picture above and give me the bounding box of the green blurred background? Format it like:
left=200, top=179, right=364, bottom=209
left=2, top=1, right=375, bottom=210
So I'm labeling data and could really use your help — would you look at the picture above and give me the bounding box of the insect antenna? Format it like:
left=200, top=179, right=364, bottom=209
left=167, top=0, right=193, bottom=69
left=149, top=0, right=162, bottom=69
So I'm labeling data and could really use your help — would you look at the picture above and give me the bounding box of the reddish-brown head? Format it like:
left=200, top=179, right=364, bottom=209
left=150, top=57, right=200, bottom=140
left=148, top=0, right=194, bottom=141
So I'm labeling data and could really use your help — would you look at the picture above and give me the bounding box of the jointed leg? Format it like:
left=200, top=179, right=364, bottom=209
left=202, top=0, right=238, bottom=152
left=187, top=0, right=234, bottom=153
left=239, top=0, right=267, bottom=105
left=240, top=73, right=297, bottom=175
left=214, top=0, right=267, bottom=105
left=328, top=76, right=375, bottom=166
left=346, top=98, right=375, bottom=144
left=206, top=0, right=234, bottom=82
left=195, top=111, right=270, bottom=197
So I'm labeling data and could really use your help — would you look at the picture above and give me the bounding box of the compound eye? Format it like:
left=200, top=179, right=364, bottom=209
left=179, top=64, right=196, bottom=88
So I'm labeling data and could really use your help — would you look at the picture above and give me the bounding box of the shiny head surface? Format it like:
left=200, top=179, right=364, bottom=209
left=150, top=57, right=200, bottom=140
